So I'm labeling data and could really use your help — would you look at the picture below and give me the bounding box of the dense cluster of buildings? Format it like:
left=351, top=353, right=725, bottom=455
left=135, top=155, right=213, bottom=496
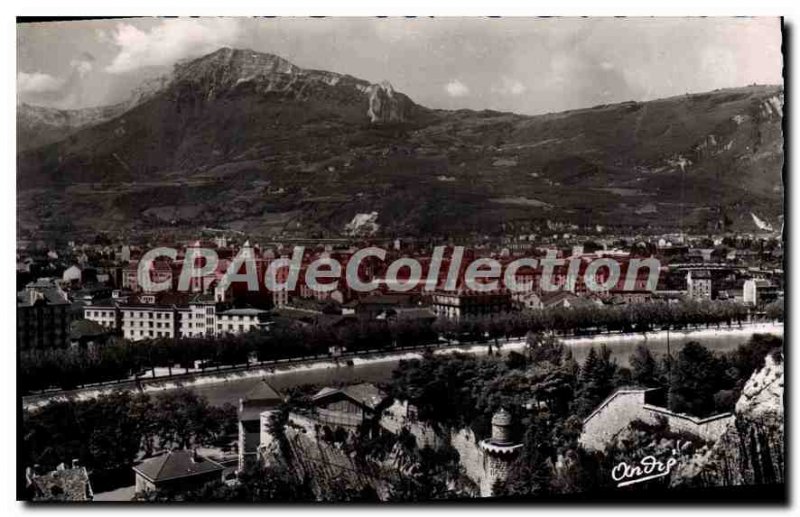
left=16, top=232, right=784, bottom=349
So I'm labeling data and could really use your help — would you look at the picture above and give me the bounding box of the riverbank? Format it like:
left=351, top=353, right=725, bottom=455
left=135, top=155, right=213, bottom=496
left=21, top=322, right=783, bottom=410
left=562, top=321, right=783, bottom=346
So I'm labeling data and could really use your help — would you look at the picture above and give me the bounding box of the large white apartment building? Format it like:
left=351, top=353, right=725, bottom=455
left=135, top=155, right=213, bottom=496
left=83, top=295, right=268, bottom=342
left=179, top=299, right=217, bottom=338
left=118, top=303, right=174, bottom=340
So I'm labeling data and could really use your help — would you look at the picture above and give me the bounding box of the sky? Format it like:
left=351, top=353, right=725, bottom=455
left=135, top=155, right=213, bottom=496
left=17, top=17, right=783, bottom=115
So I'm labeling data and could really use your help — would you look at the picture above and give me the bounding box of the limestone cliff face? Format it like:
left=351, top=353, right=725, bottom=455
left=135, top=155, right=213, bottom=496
left=260, top=411, right=482, bottom=500
left=736, top=352, right=784, bottom=416
left=366, top=81, right=412, bottom=123
left=271, top=415, right=387, bottom=498
left=672, top=353, right=784, bottom=488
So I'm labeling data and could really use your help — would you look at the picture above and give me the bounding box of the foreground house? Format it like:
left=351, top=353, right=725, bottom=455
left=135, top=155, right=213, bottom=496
left=311, top=383, right=389, bottom=429
left=133, top=450, right=225, bottom=495
left=238, top=379, right=283, bottom=470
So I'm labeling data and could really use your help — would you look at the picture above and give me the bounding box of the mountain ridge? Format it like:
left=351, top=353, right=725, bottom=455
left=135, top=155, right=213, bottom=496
left=17, top=48, right=784, bottom=242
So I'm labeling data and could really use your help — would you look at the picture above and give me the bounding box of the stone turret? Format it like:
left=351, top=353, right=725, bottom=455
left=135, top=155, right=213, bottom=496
left=478, top=408, right=523, bottom=497
left=490, top=408, right=513, bottom=445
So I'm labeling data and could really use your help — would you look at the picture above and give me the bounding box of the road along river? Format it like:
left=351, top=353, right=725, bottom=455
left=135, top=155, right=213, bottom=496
left=22, top=322, right=782, bottom=409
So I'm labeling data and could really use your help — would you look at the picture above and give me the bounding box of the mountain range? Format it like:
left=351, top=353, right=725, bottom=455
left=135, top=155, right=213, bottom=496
left=17, top=47, right=784, bottom=243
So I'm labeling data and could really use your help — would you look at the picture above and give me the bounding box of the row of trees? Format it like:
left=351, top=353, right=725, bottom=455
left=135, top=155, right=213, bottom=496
left=20, top=298, right=778, bottom=393
left=18, top=317, right=438, bottom=393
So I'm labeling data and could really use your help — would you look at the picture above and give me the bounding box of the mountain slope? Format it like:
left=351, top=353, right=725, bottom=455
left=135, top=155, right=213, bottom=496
left=17, top=48, right=783, bottom=241
left=17, top=102, right=128, bottom=151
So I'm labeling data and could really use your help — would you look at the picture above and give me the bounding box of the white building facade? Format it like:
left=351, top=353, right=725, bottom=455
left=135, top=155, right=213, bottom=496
left=84, top=297, right=266, bottom=341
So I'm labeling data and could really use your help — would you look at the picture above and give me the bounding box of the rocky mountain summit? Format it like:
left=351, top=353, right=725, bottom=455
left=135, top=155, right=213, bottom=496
left=168, top=47, right=418, bottom=122
left=18, top=48, right=417, bottom=154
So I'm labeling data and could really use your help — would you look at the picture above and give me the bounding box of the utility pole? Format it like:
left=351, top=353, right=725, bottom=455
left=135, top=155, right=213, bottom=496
left=666, top=327, right=673, bottom=406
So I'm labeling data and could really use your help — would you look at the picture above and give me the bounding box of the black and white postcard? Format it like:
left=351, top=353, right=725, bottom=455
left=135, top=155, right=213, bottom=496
left=15, top=16, right=785, bottom=504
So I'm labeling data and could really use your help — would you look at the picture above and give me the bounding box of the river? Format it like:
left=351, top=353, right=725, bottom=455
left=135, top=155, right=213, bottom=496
left=190, top=323, right=783, bottom=407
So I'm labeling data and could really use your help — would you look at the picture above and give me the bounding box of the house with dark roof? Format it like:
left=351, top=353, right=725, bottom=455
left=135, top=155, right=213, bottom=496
left=69, top=319, right=113, bottom=348
left=238, top=379, right=283, bottom=470
left=540, top=291, right=600, bottom=310
left=133, top=450, right=224, bottom=495
left=311, top=383, right=389, bottom=429
left=341, top=294, right=415, bottom=318
left=378, top=306, right=436, bottom=322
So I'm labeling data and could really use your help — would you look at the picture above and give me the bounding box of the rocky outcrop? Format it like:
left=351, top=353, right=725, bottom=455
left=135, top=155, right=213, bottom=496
left=366, top=81, right=411, bottom=123
left=758, top=93, right=784, bottom=120
left=344, top=212, right=380, bottom=236
left=671, top=352, right=784, bottom=488
left=736, top=352, right=784, bottom=416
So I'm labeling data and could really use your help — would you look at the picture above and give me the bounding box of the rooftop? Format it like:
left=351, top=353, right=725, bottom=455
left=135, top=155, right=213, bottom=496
left=312, top=383, right=387, bottom=410
left=132, top=450, right=224, bottom=484
left=219, top=307, right=268, bottom=316
left=17, top=286, right=70, bottom=307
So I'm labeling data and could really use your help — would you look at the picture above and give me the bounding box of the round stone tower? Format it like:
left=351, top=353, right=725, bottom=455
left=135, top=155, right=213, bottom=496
left=478, top=408, right=523, bottom=497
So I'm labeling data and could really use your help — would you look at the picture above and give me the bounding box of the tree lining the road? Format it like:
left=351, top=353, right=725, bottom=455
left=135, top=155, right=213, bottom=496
left=19, top=298, right=771, bottom=393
